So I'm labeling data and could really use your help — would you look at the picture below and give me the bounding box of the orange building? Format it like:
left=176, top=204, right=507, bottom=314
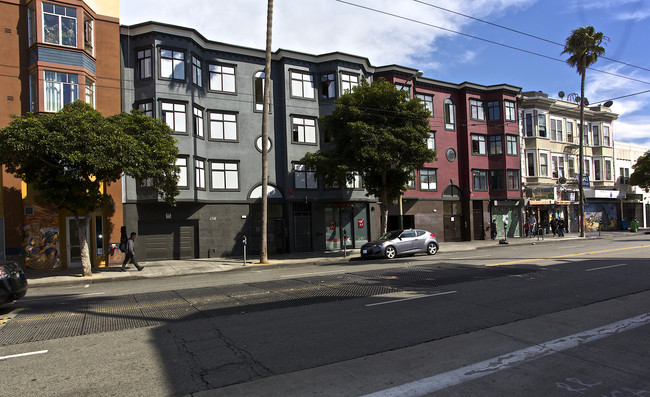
left=0, top=0, right=123, bottom=269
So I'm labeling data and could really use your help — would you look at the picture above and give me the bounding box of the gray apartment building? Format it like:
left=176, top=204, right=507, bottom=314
left=120, top=22, right=384, bottom=260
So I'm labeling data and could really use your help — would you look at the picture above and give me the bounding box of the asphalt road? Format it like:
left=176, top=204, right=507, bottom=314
left=1, top=235, right=649, bottom=396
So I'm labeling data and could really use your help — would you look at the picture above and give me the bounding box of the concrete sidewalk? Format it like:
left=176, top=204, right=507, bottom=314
left=24, top=230, right=646, bottom=288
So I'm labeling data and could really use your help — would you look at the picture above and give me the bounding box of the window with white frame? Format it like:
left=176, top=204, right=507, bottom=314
left=29, top=72, right=38, bottom=112
left=472, top=170, right=488, bottom=191
left=341, top=73, right=359, bottom=93
left=592, top=125, right=600, bottom=146
left=489, top=170, right=505, bottom=190
left=43, top=2, right=77, bottom=47
left=526, top=151, right=536, bottom=177
left=161, top=102, right=187, bottom=133
left=160, top=49, right=185, bottom=80
left=539, top=152, right=549, bottom=176
left=504, top=101, right=516, bottom=122
left=488, top=135, right=503, bottom=155
left=85, top=79, right=94, bottom=108
left=550, top=119, right=563, bottom=141
left=470, top=99, right=485, bottom=121
left=176, top=157, right=188, bottom=188
left=427, top=132, right=435, bottom=150
left=566, top=121, right=574, bottom=143
left=138, top=101, right=153, bottom=117
left=209, top=112, right=237, bottom=141
left=506, top=135, right=517, bottom=156
left=407, top=171, right=416, bottom=189
left=345, top=172, right=362, bottom=189
left=321, top=73, right=335, bottom=98
left=584, top=157, right=591, bottom=180
left=593, top=158, right=602, bottom=180
left=525, top=113, right=534, bottom=137
left=254, top=71, right=265, bottom=111
left=416, top=93, right=434, bottom=116
left=28, top=4, right=36, bottom=46
left=444, top=98, right=455, bottom=130
left=294, top=163, right=317, bottom=189
left=83, top=13, right=94, bottom=55
left=619, top=167, right=630, bottom=184
left=538, top=114, right=547, bottom=137
left=567, top=155, right=576, bottom=179
left=581, top=124, right=590, bottom=146
left=192, top=56, right=202, bottom=87
left=420, top=169, right=437, bottom=190
left=603, top=125, right=611, bottom=146
left=209, top=64, right=236, bottom=92
left=471, top=134, right=486, bottom=155
left=292, top=117, right=317, bottom=144
left=193, top=107, right=204, bottom=138
left=210, top=161, right=239, bottom=190
left=195, top=158, right=206, bottom=189
left=487, top=101, right=500, bottom=121
left=551, top=154, right=565, bottom=179
left=291, top=71, right=315, bottom=99
left=45, top=71, right=78, bottom=112
left=137, top=49, right=152, bottom=79
left=605, top=158, right=612, bottom=180
left=507, top=169, right=519, bottom=190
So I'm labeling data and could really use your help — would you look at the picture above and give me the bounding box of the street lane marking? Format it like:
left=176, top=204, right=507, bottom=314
left=22, top=292, right=106, bottom=302
left=280, top=270, right=345, bottom=278
left=365, top=291, right=457, bottom=307
left=0, top=350, right=48, bottom=361
left=486, top=244, right=650, bottom=267
left=362, top=312, right=650, bottom=397
left=586, top=263, right=628, bottom=272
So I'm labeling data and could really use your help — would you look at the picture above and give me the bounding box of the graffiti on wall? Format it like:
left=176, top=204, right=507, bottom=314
left=23, top=204, right=60, bottom=269
left=585, top=202, right=619, bottom=232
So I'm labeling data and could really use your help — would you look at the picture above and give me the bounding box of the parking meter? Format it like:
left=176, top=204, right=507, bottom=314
left=242, top=235, right=247, bottom=266
left=343, top=229, right=348, bottom=258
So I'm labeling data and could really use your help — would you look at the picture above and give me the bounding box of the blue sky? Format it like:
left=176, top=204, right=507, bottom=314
left=120, top=0, right=650, bottom=148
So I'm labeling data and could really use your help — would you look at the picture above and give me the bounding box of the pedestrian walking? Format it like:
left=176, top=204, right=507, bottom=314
left=122, top=232, right=144, bottom=272
left=524, top=222, right=530, bottom=238
left=528, top=215, right=537, bottom=238
left=558, top=219, right=566, bottom=237
left=490, top=220, right=497, bottom=240
left=550, top=218, right=558, bottom=237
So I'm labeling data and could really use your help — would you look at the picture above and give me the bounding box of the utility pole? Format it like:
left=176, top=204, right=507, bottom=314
left=260, top=0, right=273, bottom=263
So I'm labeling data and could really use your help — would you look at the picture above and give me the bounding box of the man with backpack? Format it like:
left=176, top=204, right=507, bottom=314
left=122, top=232, right=144, bottom=272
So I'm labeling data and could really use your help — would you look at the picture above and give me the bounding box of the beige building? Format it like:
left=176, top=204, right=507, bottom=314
left=518, top=91, right=619, bottom=234
left=614, top=141, right=649, bottom=229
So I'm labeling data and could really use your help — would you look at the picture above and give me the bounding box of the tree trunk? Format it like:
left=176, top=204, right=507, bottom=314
left=381, top=167, right=388, bottom=235
left=75, top=213, right=93, bottom=277
left=578, top=58, right=586, bottom=238
left=259, top=0, right=273, bottom=264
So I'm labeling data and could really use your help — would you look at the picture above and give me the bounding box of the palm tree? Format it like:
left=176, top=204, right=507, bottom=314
left=561, top=26, right=607, bottom=237
left=260, top=0, right=273, bottom=264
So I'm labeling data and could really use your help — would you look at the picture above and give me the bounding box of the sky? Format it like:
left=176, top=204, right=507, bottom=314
left=119, top=0, right=650, bottom=149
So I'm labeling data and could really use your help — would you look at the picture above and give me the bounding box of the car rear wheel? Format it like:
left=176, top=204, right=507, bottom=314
left=427, top=242, right=438, bottom=255
left=384, top=246, right=397, bottom=259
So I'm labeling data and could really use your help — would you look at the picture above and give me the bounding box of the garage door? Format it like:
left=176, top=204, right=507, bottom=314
left=138, top=221, right=196, bottom=261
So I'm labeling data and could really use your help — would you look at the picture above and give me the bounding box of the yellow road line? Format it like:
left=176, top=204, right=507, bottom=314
left=486, top=244, right=650, bottom=267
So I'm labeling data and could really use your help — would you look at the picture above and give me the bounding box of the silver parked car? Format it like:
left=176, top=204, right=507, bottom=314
left=360, top=229, right=439, bottom=259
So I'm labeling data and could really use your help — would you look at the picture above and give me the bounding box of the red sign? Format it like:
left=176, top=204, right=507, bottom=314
left=358, top=219, right=364, bottom=228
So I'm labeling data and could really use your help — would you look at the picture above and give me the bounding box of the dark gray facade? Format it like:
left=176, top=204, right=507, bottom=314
left=120, top=22, right=381, bottom=260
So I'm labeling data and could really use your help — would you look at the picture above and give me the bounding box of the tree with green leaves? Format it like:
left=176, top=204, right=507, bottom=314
left=630, top=150, right=650, bottom=192
left=302, top=78, right=435, bottom=235
left=0, top=101, right=179, bottom=276
left=562, top=25, right=608, bottom=237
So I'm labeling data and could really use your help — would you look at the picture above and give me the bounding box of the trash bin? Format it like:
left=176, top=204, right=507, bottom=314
left=630, top=220, right=639, bottom=233
left=621, top=220, right=628, bottom=230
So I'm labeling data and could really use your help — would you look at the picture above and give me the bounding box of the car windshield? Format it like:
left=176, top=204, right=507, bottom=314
left=378, top=231, right=402, bottom=240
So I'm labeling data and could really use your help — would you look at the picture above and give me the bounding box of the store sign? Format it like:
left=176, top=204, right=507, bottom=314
left=531, top=187, right=554, bottom=200
left=594, top=190, right=625, bottom=199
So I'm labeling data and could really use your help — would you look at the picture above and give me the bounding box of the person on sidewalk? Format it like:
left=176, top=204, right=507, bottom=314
left=122, top=232, right=144, bottom=272
left=550, top=217, right=558, bottom=237
left=557, top=218, right=566, bottom=237
left=490, top=220, right=497, bottom=240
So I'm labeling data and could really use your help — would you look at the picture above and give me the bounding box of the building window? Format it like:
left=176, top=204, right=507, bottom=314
left=550, top=119, right=563, bottom=141
left=504, top=101, right=516, bottom=122
left=294, top=163, right=317, bottom=189
left=321, top=73, right=335, bottom=98
left=506, top=135, right=517, bottom=156
left=291, top=71, right=315, bottom=99
left=472, top=170, right=488, bottom=191
left=507, top=169, right=519, bottom=190
left=605, top=158, right=612, bottom=180
left=161, top=102, right=187, bottom=133
left=592, top=125, right=600, bottom=146
left=427, top=132, right=436, bottom=150
left=85, top=79, right=95, bottom=108
left=83, top=13, right=94, bottom=55
left=526, top=152, right=536, bottom=177
left=43, top=2, right=77, bottom=47
left=489, top=170, right=505, bottom=190
left=192, top=56, right=202, bottom=87
left=584, top=158, right=591, bottom=180
left=138, top=101, right=153, bottom=117
left=211, top=161, right=239, bottom=190
left=603, top=126, right=611, bottom=146
left=195, top=158, right=206, bottom=190
left=538, top=114, right=547, bottom=138
left=209, top=64, right=236, bottom=92
left=209, top=112, right=237, bottom=141
left=193, top=107, right=204, bottom=138
left=567, top=156, right=576, bottom=179
left=346, top=172, right=362, bottom=189
left=29, top=73, right=38, bottom=112
left=525, top=113, right=534, bottom=137
left=566, top=121, right=574, bottom=143
left=292, top=117, right=317, bottom=144
left=593, top=158, right=602, bottom=180
left=28, top=4, right=36, bottom=46
left=160, top=49, right=185, bottom=80
left=416, top=93, right=434, bottom=116
left=446, top=148, right=456, bottom=162
left=444, top=98, right=455, bottom=130
left=488, top=135, right=503, bottom=155
left=552, top=154, right=565, bottom=179
left=471, top=134, right=486, bottom=155
left=581, top=124, right=590, bottom=146
left=470, top=99, right=485, bottom=121
left=539, top=152, right=549, bottom=176
left=94, top=215, right=104, bottom=256
left=487, top=101, right=500, bottom=121
left=420, top=169, right=437, bottom=190
left=176, top=157, right=188, bottom=188
left=137, top=49, right=152, bottom=79
left=407, top=171, right=416, bottom=189
left=341, top=73, right=359, bottom=94
left=619, top=167, right=630, bottom=184
left=45, top=71, right=78, bottom=112
left=254, top=71, right=265, bottom=111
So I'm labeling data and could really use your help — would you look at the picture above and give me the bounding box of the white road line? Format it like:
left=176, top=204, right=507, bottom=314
left=586, top=263, right=628, bottom=272
left=0, top=350, right=48, bottom=361
left=280, top=270, right=344, bottom=278
left=362, top=312, right=650, bottom=397
left=365, top=291, right=457, bottom=307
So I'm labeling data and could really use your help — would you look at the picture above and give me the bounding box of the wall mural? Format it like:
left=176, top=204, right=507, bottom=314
left=585, top=202, right=619, bottom=232
left=23, top=204, right=60, bottom=269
